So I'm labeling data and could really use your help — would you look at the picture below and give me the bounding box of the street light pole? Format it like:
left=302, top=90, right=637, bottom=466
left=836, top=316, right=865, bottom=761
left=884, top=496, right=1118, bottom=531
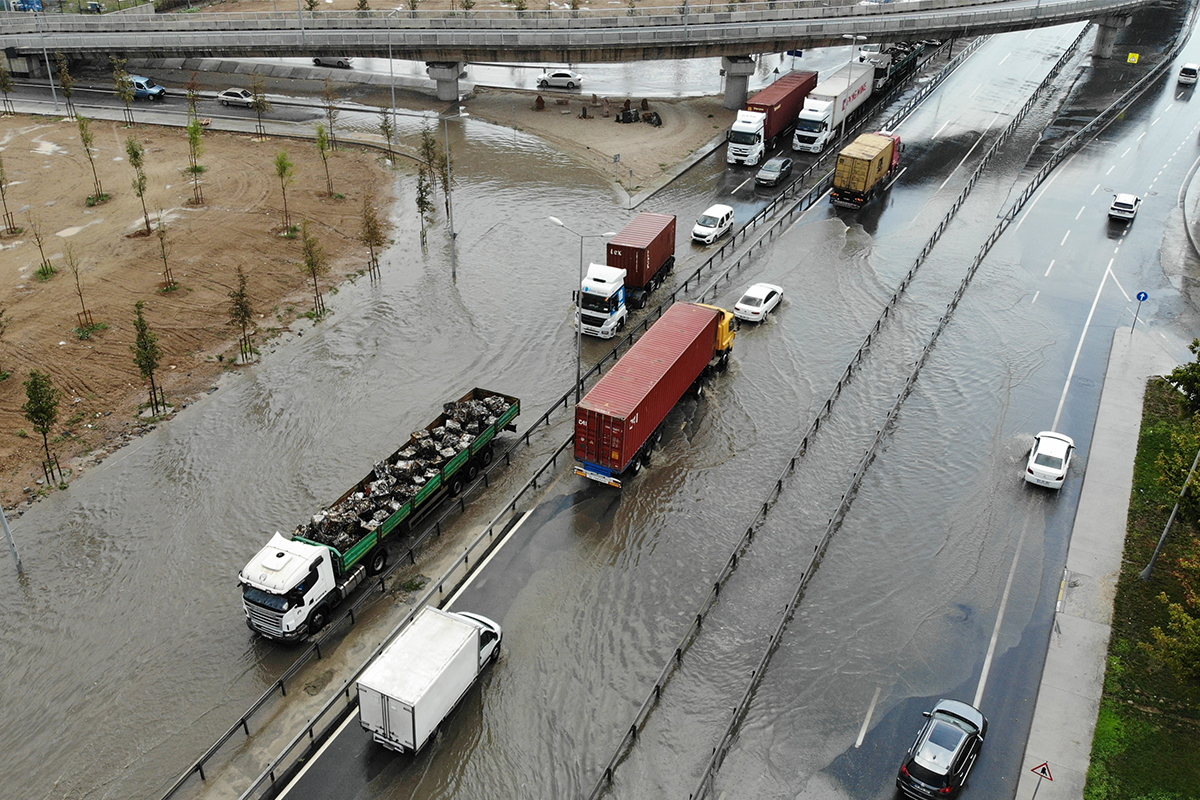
left=548, top=218, right=616, bottom=404
left=842, top=33, right=867, bottom=63
left=2, top=504, right=22, bottom=576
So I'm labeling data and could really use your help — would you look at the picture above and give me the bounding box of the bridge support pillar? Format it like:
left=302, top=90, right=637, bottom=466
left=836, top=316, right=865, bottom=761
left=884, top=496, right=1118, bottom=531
left=1092, top=14, right=1131, bottom=59
left=722, top=56, right=756, bottom=110
left=425, top=61, right=467, bottom=101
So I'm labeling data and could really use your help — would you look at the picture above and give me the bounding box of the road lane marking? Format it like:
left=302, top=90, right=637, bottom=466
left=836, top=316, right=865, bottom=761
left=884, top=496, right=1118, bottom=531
left=1031, top=290, right=1040, bottom=304
left=1106, top=165, right=1115, bottom=175
left=974, top=506, right=1034, bottom=708
left=1052, top=261, right=1112, bottom=431
left=1044, top=259, right=1055, bottom=277
left=734, top=173, right=756, bottom=193
left=1121, top=147, right=1131, bottom=158
left=1059, top=230, right=1070, bottom=246
left=1137, top=131, right=1146, bottom=141
left=970, top=83, right=983, bottom=97
left=445, top=508, right=534, bottom=608
left=1014, top=161, right=1071, bottom=231
left=936, top=109, right=1003, bottom=192
left=855, top=686, right=883, bottom=748
left=886, top=167, right=908, bottom=190
left=1091, top=184, right=1100, bottom=196
left=279, top=712, right=361, bottom=798
left=1075, top=205, right=1085, bottom=220
left=999, top=53, right=1011, bottom=65
left=932, top=119, right=951, bottom=139
left=1109, top=268, right=1131, bottom=301
left=1153, top=116, right=1161, bottom=125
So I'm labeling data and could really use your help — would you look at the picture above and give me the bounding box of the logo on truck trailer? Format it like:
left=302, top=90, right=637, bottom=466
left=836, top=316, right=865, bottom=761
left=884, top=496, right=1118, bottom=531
left=842, top=80, right=870, bottom=112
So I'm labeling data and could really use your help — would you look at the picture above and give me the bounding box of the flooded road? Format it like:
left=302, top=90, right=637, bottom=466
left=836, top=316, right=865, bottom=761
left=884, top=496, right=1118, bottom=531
left=2, top=17, right=1196, bottom=800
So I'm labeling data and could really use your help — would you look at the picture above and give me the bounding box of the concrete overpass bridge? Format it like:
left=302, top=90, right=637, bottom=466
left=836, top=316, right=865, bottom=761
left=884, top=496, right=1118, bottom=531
left=0, top=0, right=1154, bottom=103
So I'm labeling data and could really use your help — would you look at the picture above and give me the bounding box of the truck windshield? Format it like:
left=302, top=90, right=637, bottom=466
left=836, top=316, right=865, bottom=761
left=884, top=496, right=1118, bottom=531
left=581, top=294, right=617, bottom=313
left=795, top=118, right=825, bottom=133
left=727, top=130, right=759, bottom=145
left=243, top=585, right=290, bottom=611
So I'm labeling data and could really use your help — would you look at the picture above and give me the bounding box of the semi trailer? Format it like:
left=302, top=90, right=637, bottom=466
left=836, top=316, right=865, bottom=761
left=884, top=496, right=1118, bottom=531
left=727, top=71, right=819, bottom=166
left=578, top=212, right=677, bottom=338
left=574, top=302, right=736, bottom=488
left=238, top=388, right=520, bottom=641
left=792, top=63, right=874, bottom=153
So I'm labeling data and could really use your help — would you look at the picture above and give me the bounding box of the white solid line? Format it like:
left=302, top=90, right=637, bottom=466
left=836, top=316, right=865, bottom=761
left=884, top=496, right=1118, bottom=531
left=932, top=119, right=951, bottom=139
left=1075, top=205, right=1085, bottom=220
left=1031, top=290, right=1040, bottom=304
left=445, top=508, right=534, bottom=608
left=974, top=509, right=1033, bottom=708
left=278, top=712, right=360, bottom=798
left=1109, top=268, right=1131, bottom=302
left=1052, top=263, right=1111, bottom=431
left=1044, top=259, right=1055, bottom=277
left=1059, top=229, right=1070, bottom=246
left=855, top=686, right=883, bottom=748
left=1015, top=165, right=1069, bottom=231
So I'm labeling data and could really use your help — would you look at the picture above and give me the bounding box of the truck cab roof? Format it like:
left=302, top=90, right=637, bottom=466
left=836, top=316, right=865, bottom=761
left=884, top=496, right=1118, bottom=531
left=240, top=532, right=322, bottom=593
left=583, top=263, right=627, bottom=295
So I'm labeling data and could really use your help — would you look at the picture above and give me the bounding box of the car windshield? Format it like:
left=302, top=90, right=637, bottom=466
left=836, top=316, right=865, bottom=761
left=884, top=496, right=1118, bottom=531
left=761, top=162, right=782, bottom=173
left=1034, top=452, right=1064, bottom=469
left=581, top=294, right=616, bottom=313
left=697, top=215, right=718, bottom=227
left=728, top=130, right=758, bottom=145
left=739, top=296, right=763, bottom=307
left=795, top=118, right=824, bottom=133
left=242, top=585, right=289, bottom=611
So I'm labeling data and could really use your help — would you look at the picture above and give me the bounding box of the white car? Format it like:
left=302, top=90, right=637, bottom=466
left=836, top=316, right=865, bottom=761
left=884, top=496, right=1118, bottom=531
left=692, top=204, right=734, bottom=245
left=216, top=88, right=254, bottom=108
left=733, top=283, right=783, bottom=322
left=1108, top=193, right=1141, bottom=221
left=1025, top=431, right=1075, bottom=489
left=537, top=70, right=583, bottom=89
left=1180, top=63, right=1198, bottom=84
left=313, top=56, right=354, bottom=68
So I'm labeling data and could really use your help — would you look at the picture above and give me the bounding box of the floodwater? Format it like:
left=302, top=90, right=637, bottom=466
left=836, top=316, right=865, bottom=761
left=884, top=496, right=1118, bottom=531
left=2, top=18, right=1195, bottom=800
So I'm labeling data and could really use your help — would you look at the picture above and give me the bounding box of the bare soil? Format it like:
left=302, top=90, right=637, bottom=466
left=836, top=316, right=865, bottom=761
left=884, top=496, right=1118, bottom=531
left=0, top=114, right=394, bottom=510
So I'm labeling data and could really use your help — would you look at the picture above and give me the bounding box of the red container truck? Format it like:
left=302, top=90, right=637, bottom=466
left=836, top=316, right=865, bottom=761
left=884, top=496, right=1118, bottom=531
left=606, top=212, right=677, bottom=309
left=747, top=70, right=818, bottom=149
left=574, top=302, right=737, bottom=488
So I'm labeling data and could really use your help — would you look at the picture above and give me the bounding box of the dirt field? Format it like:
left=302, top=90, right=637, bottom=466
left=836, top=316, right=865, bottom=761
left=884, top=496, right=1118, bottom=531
left=0, top=115, right=393, bottom=510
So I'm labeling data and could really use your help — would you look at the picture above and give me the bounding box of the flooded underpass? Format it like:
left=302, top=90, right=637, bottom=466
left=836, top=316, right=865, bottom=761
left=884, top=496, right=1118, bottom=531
left=3, top=16, right=1199, bottom=800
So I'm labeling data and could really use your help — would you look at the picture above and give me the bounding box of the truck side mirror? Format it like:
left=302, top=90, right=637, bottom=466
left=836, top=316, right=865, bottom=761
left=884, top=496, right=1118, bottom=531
left=572, top=291, right=579, bottom=303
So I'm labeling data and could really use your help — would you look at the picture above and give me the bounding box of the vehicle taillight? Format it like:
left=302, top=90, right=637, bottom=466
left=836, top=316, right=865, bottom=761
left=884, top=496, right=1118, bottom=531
left=900, top=764, right=909, bottom=777
left=1055, top=474, right=1064, bottom=481
left=939, top=786, right=954, bottom=794
left=1027, top=468, right=1034, bottom=474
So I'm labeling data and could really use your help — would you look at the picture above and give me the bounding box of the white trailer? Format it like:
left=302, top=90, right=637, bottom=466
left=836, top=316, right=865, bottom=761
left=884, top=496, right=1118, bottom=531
left=792, top=63, right=874, bottom=153
left=357, top=607, right=502, bottom=753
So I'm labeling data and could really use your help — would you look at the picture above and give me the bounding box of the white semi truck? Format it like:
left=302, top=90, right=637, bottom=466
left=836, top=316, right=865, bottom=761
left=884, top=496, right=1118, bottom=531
left=792, top=63, right=874, bottom=154
left=357, top=606, right=502, bottom=753
left=578, top=263, right=628, bottom=338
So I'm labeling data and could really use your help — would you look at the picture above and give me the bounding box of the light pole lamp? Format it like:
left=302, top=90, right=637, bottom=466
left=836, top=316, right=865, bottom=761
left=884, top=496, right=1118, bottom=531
left=843, top=33, right=867, bottom=62
left=548, top=217, right=616, bottom=404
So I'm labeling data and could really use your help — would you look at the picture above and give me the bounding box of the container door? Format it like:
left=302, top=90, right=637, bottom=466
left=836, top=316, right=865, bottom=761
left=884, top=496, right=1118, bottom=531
left=387, top=696, right=416, bottom=750
left=359, top=685, right=385, bottom=734
left=577, top=409, right=624, bottom=470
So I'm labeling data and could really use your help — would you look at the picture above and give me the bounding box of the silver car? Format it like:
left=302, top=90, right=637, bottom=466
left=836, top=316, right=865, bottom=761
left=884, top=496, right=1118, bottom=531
left=537, top=70, right=583, bottom=89
left=217, top=88, right=254, bottom=108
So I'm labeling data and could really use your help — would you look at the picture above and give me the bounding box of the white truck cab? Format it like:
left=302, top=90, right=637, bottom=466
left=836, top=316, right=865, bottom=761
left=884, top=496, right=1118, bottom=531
left=578, top=263, right=628, bottom=339
left=239, top=533, right=337, bottom=640
left=726, top=109, right=767, bottom=166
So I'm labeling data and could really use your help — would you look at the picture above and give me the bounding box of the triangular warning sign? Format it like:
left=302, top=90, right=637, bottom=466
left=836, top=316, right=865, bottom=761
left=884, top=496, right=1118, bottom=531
left=1031, top=762, right=1054, bottom=781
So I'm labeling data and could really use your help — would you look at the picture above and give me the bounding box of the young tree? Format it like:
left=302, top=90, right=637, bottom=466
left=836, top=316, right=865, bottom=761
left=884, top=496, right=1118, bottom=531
left=360, top=193, right=385, bottom=278
left=320, top=79, right=340, bottom=150
left=416, top=165, right=435, bottom=244
left=274, top=149, right=295, bottom=232
left=125, top=136, right=152, bottom=235
left=407, top=0, right=419, bottom=13
left=64, top=244, right=96, bottom=335
left=300, top=220, right=328, bottom=318
left=315, top=123, right=335, bottom=196
left=131, top=300, right=164, bottom=415
left=249, top=74, right=272, bottom=139
left=28, top=215, right=55, bottom=280
left=0, top=306, right=8, bottom=381
left=76, top=115, right=107, bottom=205
left=419, top=123, right=450, bottom=214
left=1168, top=339, right=1200, bottom=414
left=0, top=60, right=14, bottom=116
left=228, top=266, right=255, bottom=363
left=305, top=0, right=317, bottom=9
left=155, top=212, right=176, bottom=290
left=377, top=107, right=395, bottom=160
left=22, top=370, right=61, bottom=483
left=355, top=0, right=370, bottom=11
left=1141, top=593, right=1200, bottom=682
left=184, top=71, right=202, bottom=120
left=0, top=152, right=19, bottom=235
left=112, top=56, right=135, bottom=126
left=55, top=53, right=77, bottom=119
left=186, top=117, right=205, bottom=205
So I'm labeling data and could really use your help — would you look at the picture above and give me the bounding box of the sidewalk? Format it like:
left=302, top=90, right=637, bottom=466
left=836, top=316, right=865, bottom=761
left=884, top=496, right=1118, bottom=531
left=1016, top=325, right=1184, bottom=799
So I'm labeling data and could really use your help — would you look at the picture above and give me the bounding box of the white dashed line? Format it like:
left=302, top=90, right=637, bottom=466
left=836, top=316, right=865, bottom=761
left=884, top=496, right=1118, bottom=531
left=1044, top=259, right=1055, bottom=277
left=932, top=119, right=951, bottom=140
left=1060, top=230, right=1071, bottom=246
left=1075, top=205, right=1085, bottom=220
left=999, top=53, right=1011, bottom=65
left=1091, top=183, right=1100, bottom=196
left=1031, top=290, right=1040, bottom=304
left=1106, top=165, right=1116, bottom=175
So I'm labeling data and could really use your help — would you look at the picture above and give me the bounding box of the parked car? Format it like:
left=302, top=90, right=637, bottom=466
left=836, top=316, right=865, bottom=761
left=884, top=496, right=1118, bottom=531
left=83, top=1, right=104, bottom=12
left=1180, top=63, right=1198, bottom=85
left=13, top=0, right=44, bottom=10
left=131, top=76, right=165, bottom=101
left=217, top=88, right=254, bottom=108
left=1108, top=193, right=1141, bottom=221
left=1025, top=431, right=1075, bottom=489
left=692, top=204, right=734, bottom=245
left=313, top=56, right=354, bottom=68
left=755, top=156, right=793, bottom=187
left=537, top=70, right=583, bottom=89
left=733, top=283, right=783, bottom=322
left=897, top=699, right=987, bottom=799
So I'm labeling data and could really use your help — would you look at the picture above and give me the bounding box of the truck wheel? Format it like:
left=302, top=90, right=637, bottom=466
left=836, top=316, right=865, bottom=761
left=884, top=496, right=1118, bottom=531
left=480, top=444, right=494, bottom=467
left=309, top=606, right=329, bottom=633
left=617, top=317, right=626, bottom=333
left=629, top=456, right=643, bottom=475
left=693, top=379, right=705, bottom=399
left=652, top=428, right=664, bottom=448
left=448, top=474, right=465, bottom=497
left=368, top=548, right=388, bottom=576
left=641, top=449, right=653, bottom=467
left=466, top=462, right=479, bottom=482
left=717, top=352, right=730, bottom=372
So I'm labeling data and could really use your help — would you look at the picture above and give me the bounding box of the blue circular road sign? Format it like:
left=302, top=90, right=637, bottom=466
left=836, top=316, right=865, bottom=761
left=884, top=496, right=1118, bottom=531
left=1137, top=291, right=1149, bottom=302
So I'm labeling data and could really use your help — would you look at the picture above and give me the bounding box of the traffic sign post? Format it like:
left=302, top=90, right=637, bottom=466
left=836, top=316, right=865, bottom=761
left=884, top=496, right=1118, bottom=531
left=1030, top=761, right=1054, bottom=799
left=1132, top=291, right=1148, bottom=333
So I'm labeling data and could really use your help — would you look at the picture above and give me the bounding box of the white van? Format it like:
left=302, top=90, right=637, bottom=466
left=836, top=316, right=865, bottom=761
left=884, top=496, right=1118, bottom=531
left=692, top=204, right=734, bottom=245
left=1180, top=63, right=1198, bottom=85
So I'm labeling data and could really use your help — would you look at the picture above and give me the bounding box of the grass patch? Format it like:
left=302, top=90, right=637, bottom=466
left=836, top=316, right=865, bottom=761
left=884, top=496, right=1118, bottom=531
left=1085, top=378, right=1200, bottom=800
left=85, top=193, right=110, bottom=207
left=74, top=321, right=108, bottom=340
left=35, top=262, right=56, bottom=280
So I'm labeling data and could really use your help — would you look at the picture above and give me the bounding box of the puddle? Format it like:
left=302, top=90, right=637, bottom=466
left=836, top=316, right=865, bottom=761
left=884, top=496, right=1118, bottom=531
left=56, top=218, right=105, bottom=237
left=32, top=140, right=65, bottom=156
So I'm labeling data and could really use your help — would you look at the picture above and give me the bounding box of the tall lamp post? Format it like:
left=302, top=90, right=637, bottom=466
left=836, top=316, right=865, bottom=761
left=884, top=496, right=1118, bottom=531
left=843, top=33, right=867, bottom=62
left=440, top=107, right=467, bottom=280
left=548, top=217, right=616, bottom=404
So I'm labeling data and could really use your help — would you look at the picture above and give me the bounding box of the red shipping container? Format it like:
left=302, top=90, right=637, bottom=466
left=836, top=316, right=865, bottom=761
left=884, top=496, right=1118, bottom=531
left=575, top=303, right=719, bottom=478
left=746, top=71, right=818, bottom=144
left=606, top=212, right=676, bottom=290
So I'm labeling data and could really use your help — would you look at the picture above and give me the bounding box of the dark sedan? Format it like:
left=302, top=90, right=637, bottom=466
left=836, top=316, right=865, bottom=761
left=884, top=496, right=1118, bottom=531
left=754, top=155, right=793, bottom=186
left=897, top=699, right=987, bottom=798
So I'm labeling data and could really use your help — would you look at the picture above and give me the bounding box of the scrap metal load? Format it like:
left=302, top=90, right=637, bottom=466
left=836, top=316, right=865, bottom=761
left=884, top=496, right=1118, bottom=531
left=298, top=392, right=517, bottom=551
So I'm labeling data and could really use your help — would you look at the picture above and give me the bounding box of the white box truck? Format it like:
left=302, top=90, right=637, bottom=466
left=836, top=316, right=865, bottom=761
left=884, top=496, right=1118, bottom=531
left=357, top=607, right=502, bottom=753
left=792, top=63, right=874, bottom=153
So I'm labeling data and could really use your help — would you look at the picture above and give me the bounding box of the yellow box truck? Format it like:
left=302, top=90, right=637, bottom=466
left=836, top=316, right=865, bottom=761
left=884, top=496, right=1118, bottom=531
left=831, top=132, right=903, bottom=209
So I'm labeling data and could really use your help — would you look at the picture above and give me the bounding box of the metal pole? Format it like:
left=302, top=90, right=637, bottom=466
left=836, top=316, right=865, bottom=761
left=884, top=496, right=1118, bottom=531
left=1141, top=444, right=1200, bottom=580
left=443, top=114, right=456, bottom=281
left=296, top=0, right=305, bottom=45
left=2, top=503, right=22, bottom=575
left=389, top=38, right=397, bottom=153
left=38, top=15, right=59, bottom=111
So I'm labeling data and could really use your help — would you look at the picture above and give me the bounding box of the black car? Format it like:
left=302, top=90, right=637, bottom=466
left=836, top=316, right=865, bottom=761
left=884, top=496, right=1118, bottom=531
left=896, top=699, right=987, bottom=798
left=754, top=156, right=793, bottom=186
